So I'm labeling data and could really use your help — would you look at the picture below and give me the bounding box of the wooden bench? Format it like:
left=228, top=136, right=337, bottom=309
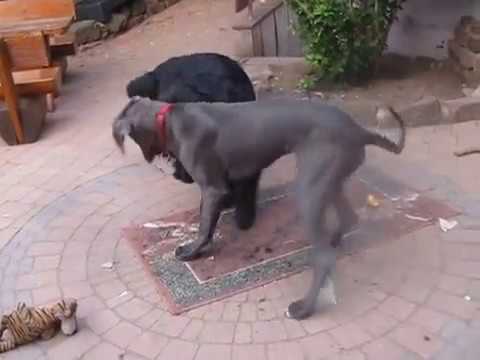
left=0, top=0, right=77, bottom=57
left=0, top=32, right=61, bottom=144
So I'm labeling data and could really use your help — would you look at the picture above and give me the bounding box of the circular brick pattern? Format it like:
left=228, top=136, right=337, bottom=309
left=1, top=161, right=479, bottom=360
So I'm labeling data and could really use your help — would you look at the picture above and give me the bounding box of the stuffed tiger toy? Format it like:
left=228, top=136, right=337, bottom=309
left=0, top=298, right=78, bottom=353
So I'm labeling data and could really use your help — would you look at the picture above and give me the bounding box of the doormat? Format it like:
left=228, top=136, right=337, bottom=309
left=124, top=172, right=460, bottom=315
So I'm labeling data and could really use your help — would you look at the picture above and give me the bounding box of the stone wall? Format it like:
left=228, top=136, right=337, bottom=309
left=448, top=16, right=480, bottom=86
left=70, top=0, right=181, bottom=45
left=386, top=0, right=478, bottom=59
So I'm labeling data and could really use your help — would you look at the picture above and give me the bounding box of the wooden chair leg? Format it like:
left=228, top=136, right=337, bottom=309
left=0, top=40, right=24, bottom=144
left=46, top=93, right=55, bottom=112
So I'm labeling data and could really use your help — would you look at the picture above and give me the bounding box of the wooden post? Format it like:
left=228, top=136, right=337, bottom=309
left=0, top=39, right=24, bottom=144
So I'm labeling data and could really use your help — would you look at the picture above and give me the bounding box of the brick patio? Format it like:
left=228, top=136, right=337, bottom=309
left=1, top=0, right=480, bottom=359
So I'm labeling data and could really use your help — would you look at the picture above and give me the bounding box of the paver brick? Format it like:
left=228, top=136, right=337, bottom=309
left=410, top=308, right=452, bottom=333
left=362, top=338, right=414, bottom=360
left=83, top=342, right=125, bottom=360
left=324, top=350, right=366, bottom=360
left=300, top=332, right=341, bottom=359
left=16, top=271, right=57, bottom=290
left=33, top=255, right=61, bottom=271
left=355, top=310, right=397, bottom=337
left=150, top=313, right=190, bottom=337
left=283, top=318, right=307, bottom=339
left=18, top=257, right=34, bottom=274
left=199, top=321, right=235, bottom=343
left=136, top=309, right=166, bottom=329
left=222, top=302, right=241, bottom=322
left=28, top=242, right=64, bottom=256
left=446, top=260, right=480, bottom=279
left=86, top=309, right=120, bottom=334
left=378, top=295, right=416, bottom=320
left=427, top=290, right=477, bottom=319
left=116, top=297, right=152, bottom=320
left=329, top=323, right=372, bottom=349
left=240, top=303, right=257, bottom=322
left=181, top=319, right=205, bottom=341
left=440, top=319, right=469, bottom=341
left=47, top=329, right=100, bottom=360
left=438, top=274, right=470, bottom=296
left=76, top=296, right=106, bottom=319
left=267, top=342, right=303, bottom=360
left=157, top=339, right=198, bottom=360
left=203, top=302, right=225, bottom=321
left=390, top=324, right=444, bottom=359
left=301, top=314, right=338, bottom=334
left=32, top=286, right=61, bottom=305
left=257, top=300, right=277, bottom=321
left=232, top=344, right=266, bottom=360
left=61, top=281, right=94, bottom=298
left=128, top=331, right=169, bottom=358
left=234, top=323, right=252, bottom=344
left=0, top=342, right=43, bottom=360
left=252, top=320, right=287, bottom=343
left=59, top=267, right=88, bottom=283
left=104, top=321, right=142, bottom=348
left=95, top=279, right=128, bottom=300
left=195, top=344, right=231, bottom=360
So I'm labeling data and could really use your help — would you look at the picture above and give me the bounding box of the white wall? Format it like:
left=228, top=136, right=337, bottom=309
left=386, top=0, right=477, bottom=59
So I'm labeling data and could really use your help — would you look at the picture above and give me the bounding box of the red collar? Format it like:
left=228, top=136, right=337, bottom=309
left=155, top=103, right=174, bottom=151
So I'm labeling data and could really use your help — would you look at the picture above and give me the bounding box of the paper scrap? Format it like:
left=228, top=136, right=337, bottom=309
left=101, top=261, right=114, bottom=270
left=405, top=214, right=431, bottom=222
left=143, top=222, right=160, bottom=229
left=439, top=218, right=458, bottom=232
left=405, top=193, right=419, bottom=202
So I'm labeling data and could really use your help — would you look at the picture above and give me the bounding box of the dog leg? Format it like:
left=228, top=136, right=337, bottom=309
left=286, top=146, right=344, bottom=320
left=173, top=160, right=195, bottom=184
left=175, top=187, right=227, bottom=261
left=286, top=193, right=337, bottom=319
left=330, top=189, right=358, bottom=248
left=233, top=173, right=261, bottom=230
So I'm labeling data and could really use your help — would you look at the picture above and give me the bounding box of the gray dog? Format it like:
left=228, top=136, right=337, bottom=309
left=113, top=96, right=406, bottom=319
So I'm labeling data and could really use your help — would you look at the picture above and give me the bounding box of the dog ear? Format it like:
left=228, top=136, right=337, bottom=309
left=112, top=97, right=142, bottom=153
left=112, top=118, right=130, bottom=153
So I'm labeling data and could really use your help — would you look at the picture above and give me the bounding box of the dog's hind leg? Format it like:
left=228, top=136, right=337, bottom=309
left=233, top=173, right=261, bottom=230
left=286, top=145, right=351, bottom=320
left=330, top=188, right=358, bottom=248
left=175, top=187, right=228, bottom=261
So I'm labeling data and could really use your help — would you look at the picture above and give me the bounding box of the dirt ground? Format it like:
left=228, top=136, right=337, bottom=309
left=303, top=55, right=466, bottom=108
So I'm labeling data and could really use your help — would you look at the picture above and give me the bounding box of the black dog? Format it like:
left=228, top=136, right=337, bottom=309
left=113, top=97, right=406, bottom=320
left=126, top=53, right=256, bottom=184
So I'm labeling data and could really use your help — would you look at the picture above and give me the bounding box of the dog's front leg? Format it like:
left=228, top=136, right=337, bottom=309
left=175, top=188, right=227, bottom=261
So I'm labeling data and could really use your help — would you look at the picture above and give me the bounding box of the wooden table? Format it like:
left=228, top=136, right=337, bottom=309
left=0, top=16, right=73, bottom=37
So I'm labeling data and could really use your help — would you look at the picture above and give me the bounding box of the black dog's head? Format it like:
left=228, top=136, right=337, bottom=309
left=112, top=97, right=164, bottom=163
left=126, top=72, right=157, bottom=99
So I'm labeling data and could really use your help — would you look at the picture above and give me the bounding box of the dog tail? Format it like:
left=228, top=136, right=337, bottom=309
left=365, top=106, right=405, bottom=154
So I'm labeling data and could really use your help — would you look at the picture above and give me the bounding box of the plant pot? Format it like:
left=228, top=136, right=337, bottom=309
left=0, top=95, right=47, bottom=146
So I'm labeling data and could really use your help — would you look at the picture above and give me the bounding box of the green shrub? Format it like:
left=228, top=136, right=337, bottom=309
left=288, top=0, right=406, bottom=84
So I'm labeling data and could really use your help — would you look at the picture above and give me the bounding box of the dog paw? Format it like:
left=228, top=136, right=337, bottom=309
left=235, top=209, right=256, bottom=230
left=174, top=242, right=212, bottom=262
left=175, top=243, right=201, bottom=261
left=285, top=300, right=314, bottom=320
